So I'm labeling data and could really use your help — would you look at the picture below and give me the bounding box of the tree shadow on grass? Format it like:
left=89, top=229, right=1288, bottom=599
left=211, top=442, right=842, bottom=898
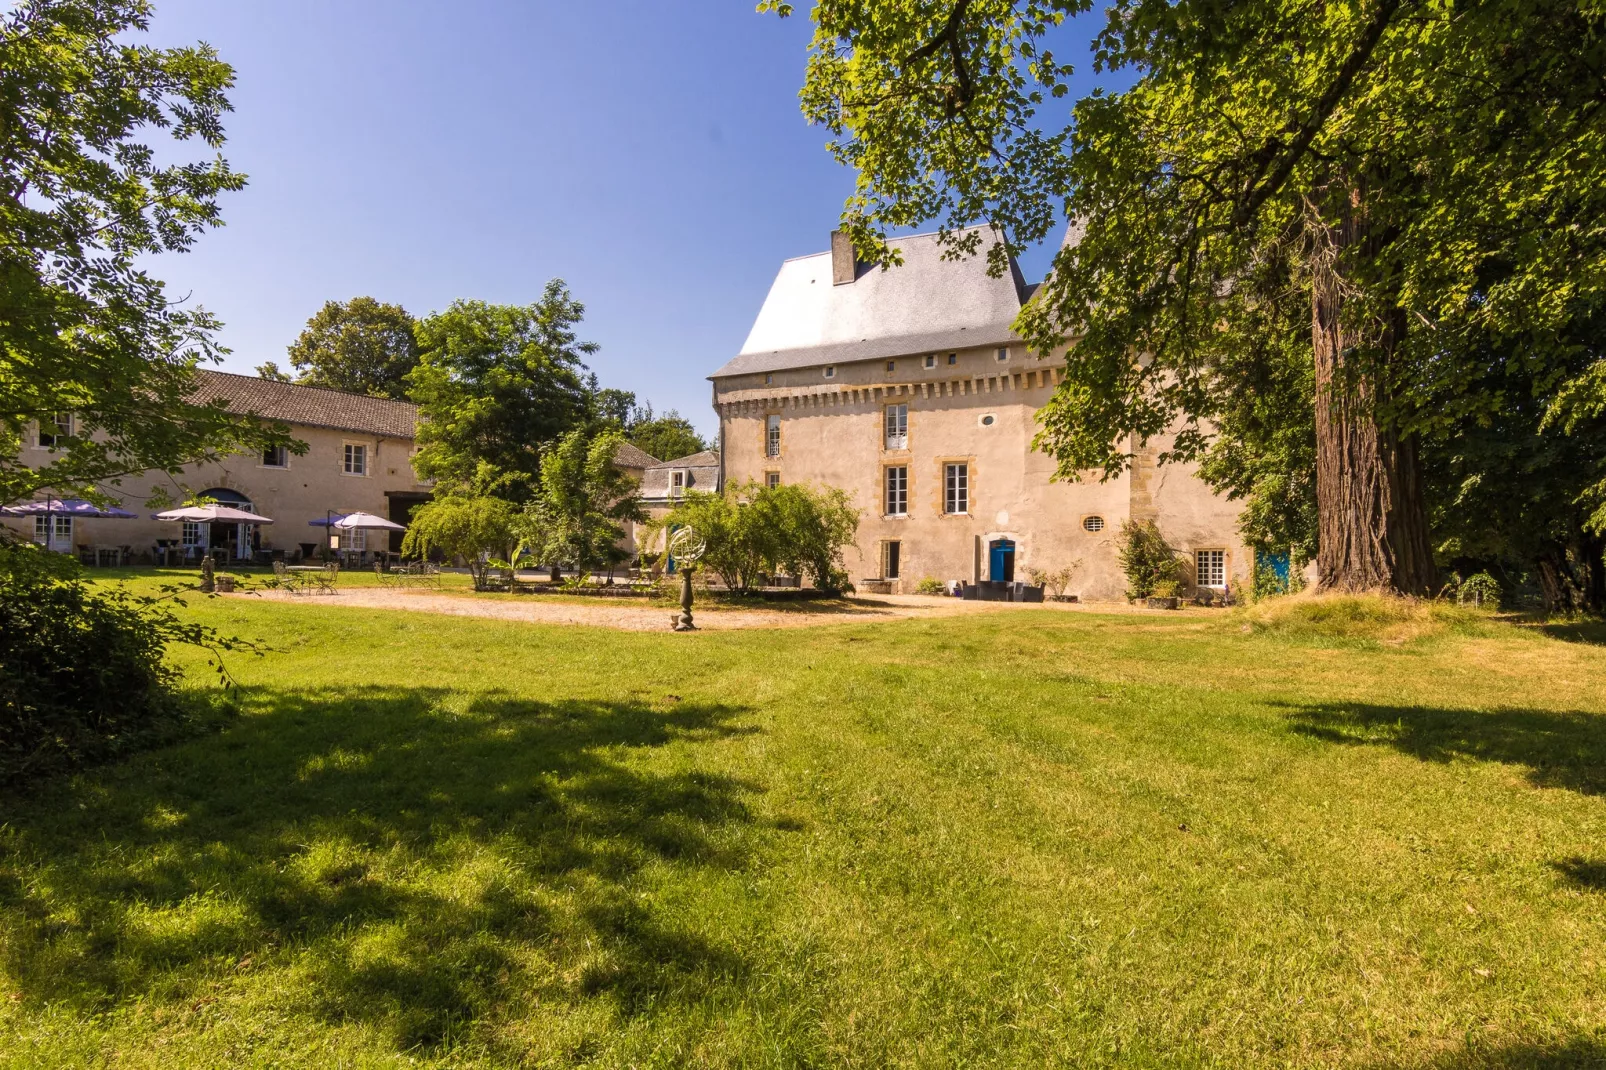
left=0, top=685, right=762, bottom=1052
left=1527, top=617, right=1606, bottom=646
left=1379, top=1035, right=1606, bottom=1069
left=1550, top=857, right=1606, bottom=891
left=1281, top=701, right=1606, bottom=796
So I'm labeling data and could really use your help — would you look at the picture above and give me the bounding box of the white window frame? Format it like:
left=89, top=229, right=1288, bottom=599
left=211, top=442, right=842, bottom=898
left=1196, top=548, right=1227, bottom=588
left=924, top=354, right=936, bottom=369
left=996, top=347, right=1010, bottom=362
left=336, top=527, right=367, bottom=552
left=944, top=463, right=969, bottom=515
left=36, top=411, right=73, bottom=450
left=33, top=514, right=72, bottom=548
left=884, top=403, right=908, bottom=450
left=261, top=444, right=289, bottom=469
left=765, top=414, right=781, bottom=458
left=343, top=442, right=368, bottom=476
left=765, top=471, right=780, bottom=489
left=823, top=366, right=836, bottom=379
left=884, top=465, right=908, bottom=517
left=181, top=521, right=203, bottom=547
left=1082, top=515, right=1106, bottom=533
left=671, top=469, right=687, bottom=497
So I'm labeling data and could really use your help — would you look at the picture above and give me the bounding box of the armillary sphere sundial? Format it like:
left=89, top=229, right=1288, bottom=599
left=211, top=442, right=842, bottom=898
left=668, top=526, right=706, bottom=632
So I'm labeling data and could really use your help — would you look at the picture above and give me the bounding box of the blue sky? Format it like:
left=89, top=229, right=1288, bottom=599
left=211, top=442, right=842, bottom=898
left=143, top=2, right=1108, bottom=441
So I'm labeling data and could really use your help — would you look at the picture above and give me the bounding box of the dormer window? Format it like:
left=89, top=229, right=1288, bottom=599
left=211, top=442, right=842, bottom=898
left=671, top=470, right=686, bottom=497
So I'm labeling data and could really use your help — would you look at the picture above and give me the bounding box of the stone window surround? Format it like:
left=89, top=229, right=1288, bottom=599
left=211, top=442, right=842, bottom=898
left=342, top=441, right=370, bottom=477
left=936, top=456, right=974, bottom=517
left=883, top=463, right=910, bottom=518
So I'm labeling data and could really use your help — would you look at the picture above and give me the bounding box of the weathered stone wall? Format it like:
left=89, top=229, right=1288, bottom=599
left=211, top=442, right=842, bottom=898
left=716, top=345, right=1251, bottom=600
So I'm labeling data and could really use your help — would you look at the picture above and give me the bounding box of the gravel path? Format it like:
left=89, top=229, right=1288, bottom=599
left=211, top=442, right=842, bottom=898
left=244, top=587, right=1112, bottom=631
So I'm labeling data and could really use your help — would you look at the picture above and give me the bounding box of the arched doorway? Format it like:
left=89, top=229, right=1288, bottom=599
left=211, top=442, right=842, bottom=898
left=199, top=488, right=257, bottom=560
left=988, top=538, right=1016, bottom=582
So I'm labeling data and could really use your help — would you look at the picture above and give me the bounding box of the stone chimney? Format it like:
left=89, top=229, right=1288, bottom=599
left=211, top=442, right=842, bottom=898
left=830, top=230, right=857, bottom=285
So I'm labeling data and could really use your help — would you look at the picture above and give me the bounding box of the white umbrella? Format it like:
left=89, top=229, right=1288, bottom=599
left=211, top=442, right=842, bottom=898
left=154, top=505, right=275, bottom=524
left=332, top=511, right=404, bottom=532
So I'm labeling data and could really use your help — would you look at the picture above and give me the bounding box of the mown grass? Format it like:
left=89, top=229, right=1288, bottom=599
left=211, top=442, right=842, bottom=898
left=1, top=591, right=1604, bottom=1067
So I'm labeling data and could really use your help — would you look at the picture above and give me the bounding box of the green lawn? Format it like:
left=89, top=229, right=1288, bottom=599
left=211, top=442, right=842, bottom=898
left=2, top=592, right=1604, bottom=1068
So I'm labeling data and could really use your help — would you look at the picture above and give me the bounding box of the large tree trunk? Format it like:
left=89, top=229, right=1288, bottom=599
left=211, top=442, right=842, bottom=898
left=1308, top=185, right=1436, bottom=596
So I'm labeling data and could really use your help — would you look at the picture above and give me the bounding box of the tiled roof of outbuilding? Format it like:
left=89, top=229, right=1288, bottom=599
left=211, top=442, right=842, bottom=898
left=641, top=450, right=721, bottom=500
left=612, top=441, right=661, bottom=469
left=192, top=369, right=419, bottom=439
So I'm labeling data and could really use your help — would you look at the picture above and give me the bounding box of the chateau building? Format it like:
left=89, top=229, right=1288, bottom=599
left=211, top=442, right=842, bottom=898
left=709, top=229, right=1251, bottom=601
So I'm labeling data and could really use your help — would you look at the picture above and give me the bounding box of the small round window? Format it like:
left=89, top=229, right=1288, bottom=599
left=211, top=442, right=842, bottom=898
left=1083, top=515, right=1105, bottom=532
left=979, top=413, right=996, bottom=427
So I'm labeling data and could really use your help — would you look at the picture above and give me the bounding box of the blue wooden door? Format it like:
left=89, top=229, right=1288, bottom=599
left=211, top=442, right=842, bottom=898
left=989, top=539, right=1015, bottom=582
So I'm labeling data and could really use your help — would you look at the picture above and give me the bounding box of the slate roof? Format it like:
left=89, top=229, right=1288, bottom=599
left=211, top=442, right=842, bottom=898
left=712, top=227, right=1033, bottom=379
left=612, top=441, right=661, bottom=469
left=192, top=369, right=419, bottom=439
left=641, top=450, right=721, bottom=500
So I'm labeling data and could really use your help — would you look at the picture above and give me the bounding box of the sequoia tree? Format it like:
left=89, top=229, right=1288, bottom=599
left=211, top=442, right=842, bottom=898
left=769, top=0, right=1606, bottom=594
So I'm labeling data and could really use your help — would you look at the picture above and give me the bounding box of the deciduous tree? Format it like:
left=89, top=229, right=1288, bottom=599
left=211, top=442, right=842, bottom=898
left=0, top=0, right=287, bottom=507
left=286, top=297, right=418, bottom=399
left=771, top=0, right=1606, bottom=596
left=407, top=284, right=596, bottom=500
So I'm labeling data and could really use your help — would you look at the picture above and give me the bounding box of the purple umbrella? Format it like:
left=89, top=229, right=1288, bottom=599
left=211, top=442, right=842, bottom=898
left=3, top=497, right=137, bottom=553
left=3, top=498, right=137, bottom=518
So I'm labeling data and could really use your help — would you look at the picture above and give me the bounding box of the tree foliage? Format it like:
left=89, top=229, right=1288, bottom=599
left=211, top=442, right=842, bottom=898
left=408, top=284, right=597, bottom=500
left=0, top=0, right=287, bottom=507
left=286, top=297, right=418, bottom=399
left=0, top=536, right=250, bottom=788
left=400, top=487, right=519, bottom=592
left=1116, top=519, right=1184, bottom=601
left=516, top=429, right=646, bottom=576
left=626, top=405, right=710, bottom=465
left=773, top=0, right=1606, bottom=596
left=651, top=481, right=860, bottom=595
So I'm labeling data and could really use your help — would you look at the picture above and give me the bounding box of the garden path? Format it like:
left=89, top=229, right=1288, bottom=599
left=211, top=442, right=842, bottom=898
left=242, top=588, right=1146, bottom=630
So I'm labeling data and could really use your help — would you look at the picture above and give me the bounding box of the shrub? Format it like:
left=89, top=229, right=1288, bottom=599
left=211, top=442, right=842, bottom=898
left=1250, top=557, right=1306, bottom=602
left=1456, top=571, right=1502, bottom=609
left=1151, top=579, right=1181, bottom=599
left=649, top=481, right=861, bottom=595
left=914, top=577, right=947, bottom=596
left=1025, top=564, right=1079, bottom=599
left=402, top=493, right=518, bottom=591
left=0, top=539, right=247, bottom=789
left=1117, top=520, right=1184, bottom=600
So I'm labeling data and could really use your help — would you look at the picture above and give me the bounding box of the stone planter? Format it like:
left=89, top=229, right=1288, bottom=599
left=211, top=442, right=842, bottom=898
left=1050, top=594, right=1079, bottom=603
left=1145, top=595, right=1179, bottom=610
left=214, top=575, right=237, bottom=594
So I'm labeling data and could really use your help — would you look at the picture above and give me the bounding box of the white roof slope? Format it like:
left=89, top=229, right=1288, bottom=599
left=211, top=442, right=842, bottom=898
left=712, top=227, right=1033, bottom=379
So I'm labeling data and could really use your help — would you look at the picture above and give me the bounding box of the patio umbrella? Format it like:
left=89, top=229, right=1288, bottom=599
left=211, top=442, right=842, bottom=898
left=4, top=497, right=137, bottom=552
left=153, top=505, right=275, bottom=524
left=331, top=511, right=405, bottom=532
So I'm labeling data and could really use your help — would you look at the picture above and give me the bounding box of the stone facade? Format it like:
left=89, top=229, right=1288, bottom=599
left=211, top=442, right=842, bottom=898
left=3, top=371, right=431, bottom=562
left=709, top=230, right=1252, bottom=601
